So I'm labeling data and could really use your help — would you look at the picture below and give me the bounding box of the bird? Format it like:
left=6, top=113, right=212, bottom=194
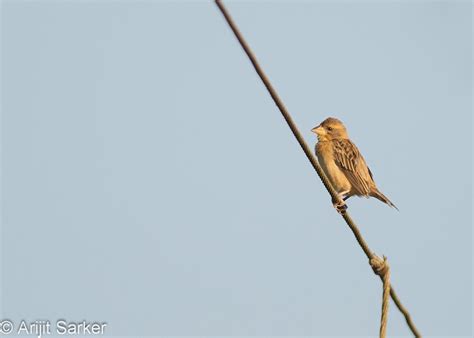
left=311, top=117, right=398, bottom=213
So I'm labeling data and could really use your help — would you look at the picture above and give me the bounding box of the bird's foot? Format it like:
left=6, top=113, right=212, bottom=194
left=332, top=197, right=347, bottom=214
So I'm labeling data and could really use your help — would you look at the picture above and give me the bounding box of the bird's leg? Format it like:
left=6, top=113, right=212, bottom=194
left=332, top=199, right=347, bottom=214
left=332, top=191, right=349, bottom=214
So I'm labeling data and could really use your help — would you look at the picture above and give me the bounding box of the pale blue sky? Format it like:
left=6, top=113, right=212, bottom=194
left=1, top=1, right=472, bottom=337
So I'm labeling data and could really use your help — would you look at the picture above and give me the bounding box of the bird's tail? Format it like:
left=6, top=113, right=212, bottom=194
left=371, top=189, right=399, bottom=211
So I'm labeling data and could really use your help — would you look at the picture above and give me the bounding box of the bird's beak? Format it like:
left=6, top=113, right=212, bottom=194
left=311, top=125, right=325, bottom=135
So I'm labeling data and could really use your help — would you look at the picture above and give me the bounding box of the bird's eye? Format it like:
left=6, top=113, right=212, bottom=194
left=327, top=126, right=333, bottom=131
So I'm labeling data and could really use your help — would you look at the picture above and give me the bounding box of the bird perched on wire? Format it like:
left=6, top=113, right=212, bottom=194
left=312, top=117, right=398, bottom=213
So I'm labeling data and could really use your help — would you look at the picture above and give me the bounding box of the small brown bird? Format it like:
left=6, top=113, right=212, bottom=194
left=312, top=117, right=397, bottom=212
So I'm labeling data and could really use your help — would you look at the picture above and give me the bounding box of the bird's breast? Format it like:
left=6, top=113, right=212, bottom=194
left=315, top=142, right=351, bottom=193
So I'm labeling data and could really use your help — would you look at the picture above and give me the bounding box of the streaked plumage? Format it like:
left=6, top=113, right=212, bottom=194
left=312, top=117, right=397, bottom=211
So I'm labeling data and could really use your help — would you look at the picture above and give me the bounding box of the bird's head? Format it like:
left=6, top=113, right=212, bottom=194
left=311, top=117, right=348, bottom=141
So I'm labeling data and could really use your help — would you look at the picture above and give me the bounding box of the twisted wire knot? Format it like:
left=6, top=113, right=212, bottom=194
left=370, top=254, right=391, bottom=338
left=370, top=255, right=390, bottom=278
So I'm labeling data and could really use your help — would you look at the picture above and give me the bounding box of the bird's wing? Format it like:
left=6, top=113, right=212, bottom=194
left=368, top=166, right=374, bottom=181
left=332, top=139, right=373, bottom=196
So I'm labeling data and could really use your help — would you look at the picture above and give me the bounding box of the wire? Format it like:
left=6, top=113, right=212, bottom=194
left=214, top=1, right=422, bottom=337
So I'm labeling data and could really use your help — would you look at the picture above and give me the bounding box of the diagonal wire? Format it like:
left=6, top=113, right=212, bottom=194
left=214, top=1, right=421, bottom=337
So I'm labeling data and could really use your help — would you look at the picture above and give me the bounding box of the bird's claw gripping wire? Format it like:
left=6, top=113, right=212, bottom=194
left=332, top=197, right=348, bottom=214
